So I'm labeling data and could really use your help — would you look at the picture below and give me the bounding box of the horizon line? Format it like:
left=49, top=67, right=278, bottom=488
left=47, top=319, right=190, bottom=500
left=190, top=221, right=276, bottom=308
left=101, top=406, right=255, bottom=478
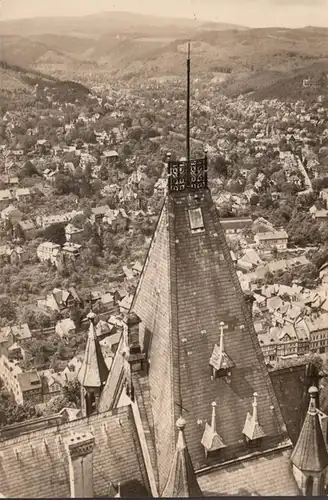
left=0, top=9, right=327, bottom=30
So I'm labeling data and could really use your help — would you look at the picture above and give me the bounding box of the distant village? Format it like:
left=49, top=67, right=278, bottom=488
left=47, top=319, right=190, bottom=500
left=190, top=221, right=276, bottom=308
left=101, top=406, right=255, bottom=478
left=0, top=73, right=328, bottom=422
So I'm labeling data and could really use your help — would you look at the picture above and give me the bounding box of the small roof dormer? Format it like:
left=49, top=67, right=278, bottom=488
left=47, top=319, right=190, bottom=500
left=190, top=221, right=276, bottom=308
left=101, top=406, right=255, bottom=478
left=209, top=322, right=235, bottom=379
left=115, top=483, right=121, bottom=498
left=201, top=402, right=226, bottom=457
left=242, top=392, right=266, bottom=443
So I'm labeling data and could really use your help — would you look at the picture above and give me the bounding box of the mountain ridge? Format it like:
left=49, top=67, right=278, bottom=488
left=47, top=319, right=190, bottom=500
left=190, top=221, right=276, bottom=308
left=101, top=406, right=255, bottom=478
left=0, top=11, right=248, bottom=37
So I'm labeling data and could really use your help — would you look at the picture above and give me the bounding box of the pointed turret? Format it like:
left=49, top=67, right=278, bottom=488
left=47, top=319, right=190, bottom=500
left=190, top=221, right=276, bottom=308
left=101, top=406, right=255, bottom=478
left=162, top=417, right=203, bottom=497
left=291, top=386, right=328, bottom=495
left=291, top=386, right=328, bottom=472
left=78, top=312, right=109, bottom=416
left=242, top=392, right=266, bottom=442
left=201, top=402, right=226, bottom=457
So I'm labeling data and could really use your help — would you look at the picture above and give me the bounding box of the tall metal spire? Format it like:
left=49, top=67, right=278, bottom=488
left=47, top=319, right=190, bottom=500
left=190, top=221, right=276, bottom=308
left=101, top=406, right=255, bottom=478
left=186, top=41, right=191, bottom=162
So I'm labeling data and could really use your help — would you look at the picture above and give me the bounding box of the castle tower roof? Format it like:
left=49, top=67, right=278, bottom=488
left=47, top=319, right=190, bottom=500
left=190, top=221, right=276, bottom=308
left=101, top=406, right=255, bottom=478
left=162, top=417, right=203, bottom=497
left=108, top=156, right=290, bottom=490
left=291, top=386, right=328, bottom=472
left=99, top=47, right=292, bottom=493
left=78, top=312, right=109, bottom=388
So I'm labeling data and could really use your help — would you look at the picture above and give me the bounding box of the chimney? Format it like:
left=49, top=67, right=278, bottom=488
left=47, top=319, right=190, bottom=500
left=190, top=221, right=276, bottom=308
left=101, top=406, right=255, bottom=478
left=125, top=312, right=146, bottom=373
left=126, top=312, right=141, bottom=354
left=65, top=431, right=95, bottom=498
left=244, top=292, right=255, bottom=319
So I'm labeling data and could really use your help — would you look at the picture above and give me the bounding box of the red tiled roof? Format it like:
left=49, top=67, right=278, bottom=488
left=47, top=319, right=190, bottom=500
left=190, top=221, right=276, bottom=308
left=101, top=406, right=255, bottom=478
left=0, top=406, right=151, bottom=498
left=125, top=189, right=290, bottom=491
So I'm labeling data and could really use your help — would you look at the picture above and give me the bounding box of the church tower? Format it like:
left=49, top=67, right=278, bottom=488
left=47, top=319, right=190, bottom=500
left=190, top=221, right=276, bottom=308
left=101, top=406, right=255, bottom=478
left=78, top=311, right=109, bottom=417
left=99, top=42, right=291, bottom=494
left=291, top=386, right=328, bottom=496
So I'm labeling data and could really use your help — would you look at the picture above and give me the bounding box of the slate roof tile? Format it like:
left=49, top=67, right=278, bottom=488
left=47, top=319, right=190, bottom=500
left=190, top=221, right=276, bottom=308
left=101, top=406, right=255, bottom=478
left=197, top=448, right=299, bottom=496
left=114, top=189, right=291, bottom=491
left=0, top=406, right=151, bottom=498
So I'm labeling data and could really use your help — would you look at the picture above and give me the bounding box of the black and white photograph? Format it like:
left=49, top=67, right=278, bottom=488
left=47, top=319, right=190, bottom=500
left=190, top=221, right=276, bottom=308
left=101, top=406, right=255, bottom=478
left=0, top=0, right=327, bottom=497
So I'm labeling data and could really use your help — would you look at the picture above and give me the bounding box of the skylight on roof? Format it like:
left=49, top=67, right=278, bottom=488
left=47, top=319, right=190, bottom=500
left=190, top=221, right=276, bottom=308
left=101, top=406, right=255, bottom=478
left=188, top=208, right=204, bottom=233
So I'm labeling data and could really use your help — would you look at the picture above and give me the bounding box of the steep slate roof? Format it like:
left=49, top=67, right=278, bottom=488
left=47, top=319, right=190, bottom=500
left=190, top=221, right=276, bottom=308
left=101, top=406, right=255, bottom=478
left=0, top=406, right=151, bottom=498
left=162, top=417, right=203, bottom=497
left=100, top=186, right=291, bottom=493
left=198, top=448, right=299, bottom=496
left=291, top=386, right=328, bottom=472
left=270, top=364, right=307, bottom=445
left=78, top=314, right=109, bottom=388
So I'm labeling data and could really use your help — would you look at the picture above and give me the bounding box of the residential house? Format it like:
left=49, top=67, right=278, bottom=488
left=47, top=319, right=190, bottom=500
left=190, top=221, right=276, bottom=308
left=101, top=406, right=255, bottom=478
left=58, top=407, right=81, bottom=421
left=9, top=246, right=25, bottom=264
left=37, top=242, right=61, bottom=265
left=314, top=209, right=328, bottom=222
left=0, top=355, right=42, bottom=405
left=36, top=139, right=50, bottom=154
left=8, top=177, right=19, bottom=187
left=16, top=370, right=43, bottom=405
left=132, top=261, right=143, bottom=276
left=65, top=223, right=84, bottom=244
left=0, top=245, right=11, bottom=265
left=15, top=188, right=31, bottom=202
left=62, top=242, right=81, bottom=259
left=302, top=313, right=328, bottom=354
left=40, top=370, right=62, bottom=402
left=254, top=230, right=288, bottom=251
left=11, top=148, right=24, bottom=158
left=237, top=249, right=263, bottom=272
left=220, top=217, right=253, bottom=236
left=0, top=245, right=24, bottom=265
left=251, top=217, right=275, bottom=234
left=101, top=150, right=118, bottom=166
left=119, top=294, right=133, bottom=314
left=96, top=320, right=115, bottom=341
left=104, top=208, right=129, bottom=232
left=55, top=318, right=76, bottom=339
left=43, top=169, right=57, bottom=183
left=122, top=266, right=134, bottom=281
left=11, top=323, right=32, bottom=341
left=0, top=190, right=12, bottom=206
left=0, top=327, right=14, bottom=356
left=99, top=293, right=116, bottom=314
left=154, top=177, right=167, bottom=197
left=320, top=188, right=328, bottom=209
left=38, top=288, right=76, bottom=315
left=1, top=205, right=22, bottom=224
left=90, top=205, right=110, bottom=224
left=16, top=219, right=36, bottom=240
left=63, top=162, right=75, bottom=175
left=8, top=343, right=27, bottom=361
left=36, top=211, right=83, bottom=229
left=100, top=332, right=122, bottom=356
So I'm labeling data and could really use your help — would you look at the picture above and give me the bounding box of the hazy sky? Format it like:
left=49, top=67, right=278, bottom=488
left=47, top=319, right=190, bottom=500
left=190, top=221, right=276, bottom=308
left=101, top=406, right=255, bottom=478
left=1, top=0, right=328, bottom=28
